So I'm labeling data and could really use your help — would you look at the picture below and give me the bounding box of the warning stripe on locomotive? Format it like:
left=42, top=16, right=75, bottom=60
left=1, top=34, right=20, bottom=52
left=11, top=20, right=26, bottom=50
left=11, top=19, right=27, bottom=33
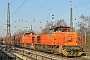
left=78, top=52, right=83, bottom=56
left=62, top=49, right=68, bottom=56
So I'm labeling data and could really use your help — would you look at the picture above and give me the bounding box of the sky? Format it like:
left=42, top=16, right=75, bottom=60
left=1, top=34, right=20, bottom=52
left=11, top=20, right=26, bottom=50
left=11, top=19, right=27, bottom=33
left=0, top=0, right=90, bottom=37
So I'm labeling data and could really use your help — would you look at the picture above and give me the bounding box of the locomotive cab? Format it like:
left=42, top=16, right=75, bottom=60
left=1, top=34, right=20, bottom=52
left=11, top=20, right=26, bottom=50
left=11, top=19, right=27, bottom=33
left=49, top=26, right=70, bottom=34
left=20, top=32, right=35, bottom=49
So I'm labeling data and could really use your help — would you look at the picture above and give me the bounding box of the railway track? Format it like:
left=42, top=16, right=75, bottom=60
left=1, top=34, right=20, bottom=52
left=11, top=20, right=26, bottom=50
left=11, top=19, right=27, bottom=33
left=11, top=47, right=89, bottom=60
left=0, top=45, right=90, bottom=60
left=0, top=47, right=23, bottom=60
left=0, top=48, right=14, bottom=60
left=11, top=48, right=64, bottom=60
left=0, top=45, right=24, bottom=60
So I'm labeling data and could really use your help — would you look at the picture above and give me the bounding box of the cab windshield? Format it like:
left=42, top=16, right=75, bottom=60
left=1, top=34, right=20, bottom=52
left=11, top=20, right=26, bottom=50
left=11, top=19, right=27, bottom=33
left=24, top=33, right=30, bottom=36
left=54, top=27, right=70, bottom=32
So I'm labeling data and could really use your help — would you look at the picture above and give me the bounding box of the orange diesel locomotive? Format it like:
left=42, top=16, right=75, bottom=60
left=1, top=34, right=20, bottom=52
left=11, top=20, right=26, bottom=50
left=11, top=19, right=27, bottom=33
left=20, top=26, right=85, bottom=57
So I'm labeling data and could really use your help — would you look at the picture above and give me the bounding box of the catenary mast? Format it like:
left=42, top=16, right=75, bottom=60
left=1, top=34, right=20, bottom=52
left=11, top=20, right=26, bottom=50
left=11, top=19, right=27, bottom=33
left=70, top=0, right=73, bottom=32
left=7, top=3, right=11, bottom=48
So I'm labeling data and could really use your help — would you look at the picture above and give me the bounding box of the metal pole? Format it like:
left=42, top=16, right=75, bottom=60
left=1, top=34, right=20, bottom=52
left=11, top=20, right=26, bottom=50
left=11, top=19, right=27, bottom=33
left=70, top=8, right=73, bottom=32
left=83, top=18, right=86, bottom=46
left=70, top=0, right=73, bottom=32
left=85, top=21, right=86, bottom=46
left=7, top=3, right=11, bottom=48
left=31, top=25, right=32, bottom=32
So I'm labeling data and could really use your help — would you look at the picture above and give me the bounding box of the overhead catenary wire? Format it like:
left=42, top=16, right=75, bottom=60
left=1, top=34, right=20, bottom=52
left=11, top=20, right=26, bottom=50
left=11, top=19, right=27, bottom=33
left=12, top=0, right=90, bottom=27
left=12, top=0, right=90, bottom=28
left=34, top=0, right=90, bottom=19
left=73, top=1, right=90, bottom=9
left=55, top=0, right=90, bottom=22
left=1, top=0, right=15, bottom=21
left=10, top=0, right=14, bottom=6
left=12, top=0, right=62, bottom=22
left=33, top=0, right=90, bottom=17
left=11, top=0, right=90, bottom=22
left=27, top=0, right=61, bottom=18
left=0, top=0, right=15, bottom=35
left=18, top=0, right=90, bottom=21
left=11, top=0, right=27, bottom=16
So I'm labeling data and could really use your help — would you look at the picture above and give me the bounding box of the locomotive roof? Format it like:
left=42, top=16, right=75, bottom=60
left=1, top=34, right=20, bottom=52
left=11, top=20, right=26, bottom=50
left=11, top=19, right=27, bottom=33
left=49, top=26, right=70, bottom=30
left=25, top=32, right=34, bottom=35
left=55, top=26, right=70, bottom=28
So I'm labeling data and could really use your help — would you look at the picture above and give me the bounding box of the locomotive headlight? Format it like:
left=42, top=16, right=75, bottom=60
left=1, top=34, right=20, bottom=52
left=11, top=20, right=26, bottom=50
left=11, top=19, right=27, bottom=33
left=67, top=36, right=72, bottom=40
left=65, top=43, right=67, bottom=45
left=76, top=42, right=78, bottom=45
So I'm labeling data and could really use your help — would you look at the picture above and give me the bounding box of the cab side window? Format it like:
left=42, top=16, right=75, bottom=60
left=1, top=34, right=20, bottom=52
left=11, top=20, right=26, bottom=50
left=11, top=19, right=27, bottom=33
left=48, top=30, right=52, bottom=34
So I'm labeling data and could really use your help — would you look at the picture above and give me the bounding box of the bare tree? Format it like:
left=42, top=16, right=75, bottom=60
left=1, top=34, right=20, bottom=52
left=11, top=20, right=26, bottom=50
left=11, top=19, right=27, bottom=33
left=76, top=15, right=90, bottom=35
left=54, top=19, right=67, bottom=27
left=41, top=19, right=67, bottom=34
left=41, top=21, right=53, bottom=34
left=76, top=15, right=90, bottom=48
